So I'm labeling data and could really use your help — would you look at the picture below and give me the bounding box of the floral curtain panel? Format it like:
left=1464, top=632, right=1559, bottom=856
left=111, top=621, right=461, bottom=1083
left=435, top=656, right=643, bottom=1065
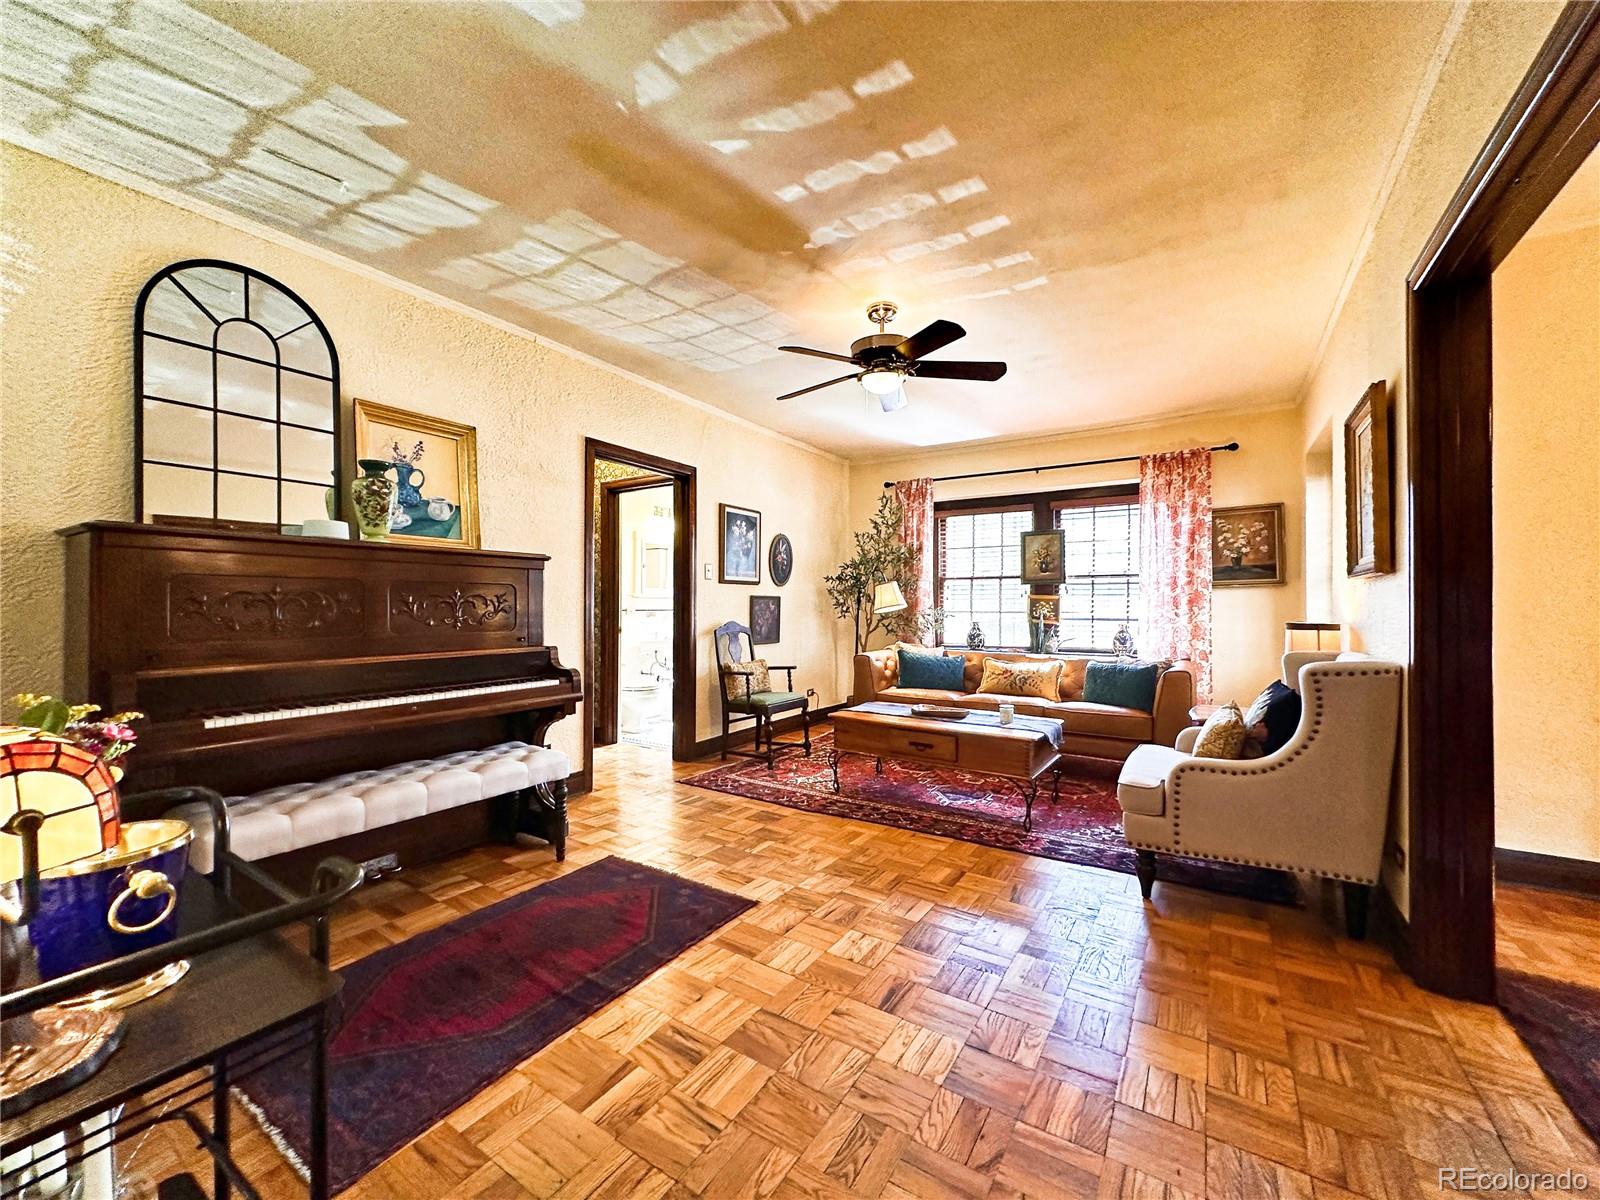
left=893, top=477, right=935, bottom=645
left=1138, top=448, right=1213, bottom=700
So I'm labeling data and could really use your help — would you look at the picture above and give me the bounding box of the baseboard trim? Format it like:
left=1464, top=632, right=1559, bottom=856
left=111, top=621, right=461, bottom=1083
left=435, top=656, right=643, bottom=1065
left=688, top=703, right=845, bottom=762
left=1370, top=884, right=1410, bottom=972
left=1496, top=847, right=1600, bottom=897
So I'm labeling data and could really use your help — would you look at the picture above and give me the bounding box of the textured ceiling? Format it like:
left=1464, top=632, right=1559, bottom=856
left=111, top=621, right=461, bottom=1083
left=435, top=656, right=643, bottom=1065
left=2, top=0, right=1456, bottom=457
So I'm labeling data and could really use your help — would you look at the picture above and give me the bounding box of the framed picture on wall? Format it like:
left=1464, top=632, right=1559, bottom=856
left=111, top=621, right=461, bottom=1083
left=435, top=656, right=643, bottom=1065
left=1212, top=503, right=1286, bottom=586
left=768, top=533, right=794, bottom=587
left=719, top=503, right=761, bottom=584
left=1345, top=380, right=1393, bottom=577
left=353, top=398, right=480, bottom=547
left=749, top=595, right=781, bottom=645
left=1019, top=529, right=1066, bottom=585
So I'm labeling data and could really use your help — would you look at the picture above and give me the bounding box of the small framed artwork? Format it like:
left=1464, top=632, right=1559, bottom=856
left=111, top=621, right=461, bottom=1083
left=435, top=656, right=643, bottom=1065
left=1020, top=529, right=1066, bottom=585
left=1345, top=380, right=1393, bottom=577
left=768, top=533, right=794, bottom=587
left=352, top=398, right=480, bottom=547
left=749, top=595, right=781, bottom=645
left=1212, top=503, right=1286, bottom=586
left=719, top=503, right=761, bottom=584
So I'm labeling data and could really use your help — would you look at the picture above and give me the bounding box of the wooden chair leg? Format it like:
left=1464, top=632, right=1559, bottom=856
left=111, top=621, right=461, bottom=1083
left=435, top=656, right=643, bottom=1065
left=1135, top=850, right=1157, bottom=899
left=1342, top=882, right=1371, bottom=940
left=801, top=703, right=812, bottom=756
left=765, top=712, right=777, bottom=769
left=720, top=712, right=730, bottom=760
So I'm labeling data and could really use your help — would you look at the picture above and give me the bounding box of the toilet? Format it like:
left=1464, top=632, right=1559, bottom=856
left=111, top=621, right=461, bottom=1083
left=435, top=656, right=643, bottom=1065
left=620, top=676, right=668, bottom=733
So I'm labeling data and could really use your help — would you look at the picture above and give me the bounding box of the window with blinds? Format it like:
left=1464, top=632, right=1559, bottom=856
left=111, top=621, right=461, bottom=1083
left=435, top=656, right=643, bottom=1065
left=936, top=507, right=1031, bottom=648
left=935, top=487, right=1139, bottom=651
left=1054, top=500, right=1140, bottom=651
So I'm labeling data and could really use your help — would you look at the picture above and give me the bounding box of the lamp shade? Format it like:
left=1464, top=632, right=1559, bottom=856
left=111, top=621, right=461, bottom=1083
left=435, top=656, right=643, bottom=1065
left=873, top=582, right=908, bottom=615
left=1284, top=622, right=1344, bottom=653
left=0, top=726, right=121, bottom=885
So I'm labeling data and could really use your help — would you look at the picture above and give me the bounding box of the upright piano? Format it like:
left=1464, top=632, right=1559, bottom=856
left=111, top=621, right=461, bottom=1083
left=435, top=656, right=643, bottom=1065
left=61, top=522, right=582, bottom=861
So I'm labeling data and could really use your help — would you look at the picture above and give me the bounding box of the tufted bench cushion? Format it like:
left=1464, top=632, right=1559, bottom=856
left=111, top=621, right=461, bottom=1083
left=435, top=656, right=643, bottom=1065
left=171, top=741, right=571, bottom=873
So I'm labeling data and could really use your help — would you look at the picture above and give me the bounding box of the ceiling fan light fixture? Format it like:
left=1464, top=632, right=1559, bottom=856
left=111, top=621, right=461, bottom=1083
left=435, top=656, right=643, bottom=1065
left=859, top=366, right=905, bottom=396
left=877, top=386, right=908, bottom=413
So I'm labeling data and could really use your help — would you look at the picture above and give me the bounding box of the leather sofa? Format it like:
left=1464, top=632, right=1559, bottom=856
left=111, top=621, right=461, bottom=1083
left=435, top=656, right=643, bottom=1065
left=1115, top=651, right=1402, bottom=937
left=851, top=646, right=1195, bottom=762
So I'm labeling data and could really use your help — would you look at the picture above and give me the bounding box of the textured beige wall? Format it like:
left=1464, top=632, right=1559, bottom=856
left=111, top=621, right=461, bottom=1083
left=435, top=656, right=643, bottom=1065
left=0, top=145, right=852, bottom=773
left=846, top=406, right=1307, bottom=707
left=1298, top=0, right=1564, bottom=914
left=1492, top=222, right=1600, bottom=861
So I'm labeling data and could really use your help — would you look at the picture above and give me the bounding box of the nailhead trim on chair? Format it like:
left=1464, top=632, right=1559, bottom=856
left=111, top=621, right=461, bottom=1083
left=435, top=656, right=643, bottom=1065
left=1161, top=665, right=1398, bottom=882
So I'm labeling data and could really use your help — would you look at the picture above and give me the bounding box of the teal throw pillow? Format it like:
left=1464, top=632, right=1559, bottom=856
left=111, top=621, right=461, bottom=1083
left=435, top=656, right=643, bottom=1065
left=897, top=646, right=965, bottom=690
left=1082, top=660, right=1161, bottom=712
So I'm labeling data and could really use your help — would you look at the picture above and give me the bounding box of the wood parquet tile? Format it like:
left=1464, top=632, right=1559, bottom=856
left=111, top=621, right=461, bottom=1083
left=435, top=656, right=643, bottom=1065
left=124, top=742, right=1597, bottom=1198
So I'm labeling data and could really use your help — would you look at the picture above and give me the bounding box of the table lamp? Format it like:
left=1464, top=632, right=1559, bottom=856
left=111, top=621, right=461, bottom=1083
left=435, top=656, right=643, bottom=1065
left=1284, top=622, right=1344, bottom=653
left=873, top=582, right=908, bottom=615
left=1, top=726, right=128, bottom=1115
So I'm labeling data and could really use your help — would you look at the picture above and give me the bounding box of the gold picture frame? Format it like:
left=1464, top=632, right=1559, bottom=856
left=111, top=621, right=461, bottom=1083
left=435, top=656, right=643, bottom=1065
left=1212, top=502, right=1286, bottom=586
left=1344, top=380, right=1393, bottom=577
left=352, top=398, right=480, bottom=548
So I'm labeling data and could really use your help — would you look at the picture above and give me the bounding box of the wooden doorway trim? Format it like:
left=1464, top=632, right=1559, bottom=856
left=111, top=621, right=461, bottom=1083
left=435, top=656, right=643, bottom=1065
left=595, top=474, right=671, bottom=747
left=581, top=439, right=697, bottom=792
left=1404, top=3, right=1600, bottom=1000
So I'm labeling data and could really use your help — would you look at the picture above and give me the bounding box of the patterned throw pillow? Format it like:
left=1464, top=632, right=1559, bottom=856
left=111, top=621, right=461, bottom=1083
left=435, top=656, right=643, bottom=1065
left=1193, top=702, right=1248, bottom=759
left=976, top=658, right=1063, bottom=701
left=721, top=659, right=770, bottom=701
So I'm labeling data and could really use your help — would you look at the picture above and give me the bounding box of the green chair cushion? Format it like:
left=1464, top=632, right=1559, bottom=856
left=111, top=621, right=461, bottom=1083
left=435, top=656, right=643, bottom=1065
left=728, top=690, right=804, bottom=711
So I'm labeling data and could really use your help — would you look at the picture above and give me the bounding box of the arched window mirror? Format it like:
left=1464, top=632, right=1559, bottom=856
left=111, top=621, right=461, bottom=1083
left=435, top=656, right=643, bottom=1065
left=135, top=260, right=340, bottom=527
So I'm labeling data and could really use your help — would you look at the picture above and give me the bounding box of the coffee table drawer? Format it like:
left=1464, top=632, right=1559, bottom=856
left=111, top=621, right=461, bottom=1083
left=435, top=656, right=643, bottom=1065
left=872, top=726, right=958, bottom=764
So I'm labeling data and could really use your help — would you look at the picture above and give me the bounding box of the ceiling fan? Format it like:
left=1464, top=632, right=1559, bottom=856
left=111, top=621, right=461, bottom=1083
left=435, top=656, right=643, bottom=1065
left=775, top=300, right=1007, bottom=412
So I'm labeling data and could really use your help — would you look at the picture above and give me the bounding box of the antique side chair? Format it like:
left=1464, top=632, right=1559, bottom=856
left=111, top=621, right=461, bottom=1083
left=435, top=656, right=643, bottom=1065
left=713, top=620, right=811, bottom=768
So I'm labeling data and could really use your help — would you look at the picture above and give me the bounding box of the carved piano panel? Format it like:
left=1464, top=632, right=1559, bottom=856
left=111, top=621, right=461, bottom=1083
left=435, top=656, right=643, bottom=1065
left=60, top=522, right=580, bottom=795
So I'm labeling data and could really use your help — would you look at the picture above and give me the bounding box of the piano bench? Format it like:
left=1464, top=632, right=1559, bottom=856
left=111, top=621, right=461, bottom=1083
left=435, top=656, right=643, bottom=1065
left=169, top=741, right=572, bottom=876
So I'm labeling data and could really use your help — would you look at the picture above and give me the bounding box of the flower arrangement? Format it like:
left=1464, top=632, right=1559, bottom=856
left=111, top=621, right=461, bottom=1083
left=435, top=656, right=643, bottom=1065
left=10, top=694, right=143, bottom=763
left=388, top=439, right=425, bottom=465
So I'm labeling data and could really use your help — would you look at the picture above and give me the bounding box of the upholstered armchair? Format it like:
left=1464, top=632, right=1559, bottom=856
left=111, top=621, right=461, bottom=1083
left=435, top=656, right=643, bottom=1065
left=1116, top=652, right=1402, bottom=937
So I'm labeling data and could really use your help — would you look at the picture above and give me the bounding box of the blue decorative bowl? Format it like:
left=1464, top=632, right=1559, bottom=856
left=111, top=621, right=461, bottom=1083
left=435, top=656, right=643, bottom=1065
left=32, top=818, right=194, bottom=1008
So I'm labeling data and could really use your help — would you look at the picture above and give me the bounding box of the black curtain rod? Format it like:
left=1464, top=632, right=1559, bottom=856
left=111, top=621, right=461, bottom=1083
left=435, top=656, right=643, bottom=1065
left=881, top=441, right=1240, bottom=489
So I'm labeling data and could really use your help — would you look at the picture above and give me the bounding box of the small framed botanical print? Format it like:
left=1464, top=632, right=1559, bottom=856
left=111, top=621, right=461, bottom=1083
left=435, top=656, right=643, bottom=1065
left=352, top=398, right=480, bottom=548
left=719, top=503, right=761, bottom=584
left=749, top=595, right=781, bottom=645
left=1020, top=529, right=1066, bottom=585
left=1344, top=380, right=1393, bottom=577
left=1213, top=503, right=1286, bottom=586
left=768, top=533, right=793, bottom=587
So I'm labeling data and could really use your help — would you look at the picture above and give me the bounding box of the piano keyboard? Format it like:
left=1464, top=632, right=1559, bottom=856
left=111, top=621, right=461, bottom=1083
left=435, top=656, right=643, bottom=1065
left=202, top=679, right=566, bottom=730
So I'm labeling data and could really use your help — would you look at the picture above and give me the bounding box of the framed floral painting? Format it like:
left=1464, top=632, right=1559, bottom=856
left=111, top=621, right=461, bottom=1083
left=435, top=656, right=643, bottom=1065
left=719, top=503, right=761, bottom=584
left=352, top=399, right=480, bottom=548
left=1344, top=381, right=1393, bottom=577
left=1212, top=503, right=1285, bottom=586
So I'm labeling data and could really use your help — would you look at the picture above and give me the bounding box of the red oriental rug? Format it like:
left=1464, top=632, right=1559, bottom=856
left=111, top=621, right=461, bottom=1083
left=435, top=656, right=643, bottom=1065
left=237, top=856, right=753, bottom=1194
left=685, top=728, right=1296, bottom=905
left=1498, top=970, right=1600, bottom=1145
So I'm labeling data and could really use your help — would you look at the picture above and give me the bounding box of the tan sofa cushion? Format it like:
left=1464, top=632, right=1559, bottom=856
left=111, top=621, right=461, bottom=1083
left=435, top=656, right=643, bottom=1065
left=1056, top=658, right=1090, bottom=700
left=1059, top=702, right=1152, bottom=740
left=977, top=658, right=1063, bottom=700
left=876, top=687, right=969, bottom=705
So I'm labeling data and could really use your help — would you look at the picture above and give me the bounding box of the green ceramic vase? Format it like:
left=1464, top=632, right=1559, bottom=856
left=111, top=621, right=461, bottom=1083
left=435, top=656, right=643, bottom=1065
left=351, top=459, right=397, bottom=541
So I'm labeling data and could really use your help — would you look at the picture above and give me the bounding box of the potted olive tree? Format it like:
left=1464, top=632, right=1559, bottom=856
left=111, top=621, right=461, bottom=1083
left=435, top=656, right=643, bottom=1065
left=825, top=495, right=944, bottom=653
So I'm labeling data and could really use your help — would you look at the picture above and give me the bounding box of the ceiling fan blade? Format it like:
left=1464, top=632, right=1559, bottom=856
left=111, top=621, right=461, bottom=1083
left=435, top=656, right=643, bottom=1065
left=912, top=360, right=1008, bottom=381
left=776, top=372, right=859, bottom=401
left=894, top=319, right=965, bottom=361
left=778, top=344, right=858, bottom=364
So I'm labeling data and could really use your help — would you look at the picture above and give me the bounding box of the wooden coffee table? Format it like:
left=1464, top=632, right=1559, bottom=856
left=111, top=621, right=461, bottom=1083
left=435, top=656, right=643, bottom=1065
left=829, top=704, right=1063, bottom=831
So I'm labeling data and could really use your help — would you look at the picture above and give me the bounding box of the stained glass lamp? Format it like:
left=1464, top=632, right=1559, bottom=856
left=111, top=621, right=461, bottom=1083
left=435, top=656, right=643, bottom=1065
left=1, top=725, right=127, bottom=1115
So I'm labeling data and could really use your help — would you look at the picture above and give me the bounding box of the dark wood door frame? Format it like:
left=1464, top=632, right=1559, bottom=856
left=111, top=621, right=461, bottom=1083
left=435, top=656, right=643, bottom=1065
left=581, top=439, right=697, bottom=792
left=595, top=474, right=671, bottom=747
left=1404, top=3, right=1600, bottom=1000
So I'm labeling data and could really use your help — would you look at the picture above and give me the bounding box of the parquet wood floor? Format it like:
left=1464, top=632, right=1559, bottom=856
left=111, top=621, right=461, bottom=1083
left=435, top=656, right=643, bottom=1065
left=124, top=742, right=1598, bottom=1199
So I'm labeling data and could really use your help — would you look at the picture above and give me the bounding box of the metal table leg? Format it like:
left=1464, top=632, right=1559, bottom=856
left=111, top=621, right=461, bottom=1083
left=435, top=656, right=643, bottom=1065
left=310, top=1006, right=330, bottom=1200
left=212, top=1057, right=230, bottom=1200
left=830, top=750, right=842, bottom=793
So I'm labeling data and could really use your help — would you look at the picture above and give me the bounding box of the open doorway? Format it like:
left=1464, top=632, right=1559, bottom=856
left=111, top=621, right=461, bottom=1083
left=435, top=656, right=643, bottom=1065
left=582, top=439, right=696, bottom=788
left=603, top=478, right=675, bottom=750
